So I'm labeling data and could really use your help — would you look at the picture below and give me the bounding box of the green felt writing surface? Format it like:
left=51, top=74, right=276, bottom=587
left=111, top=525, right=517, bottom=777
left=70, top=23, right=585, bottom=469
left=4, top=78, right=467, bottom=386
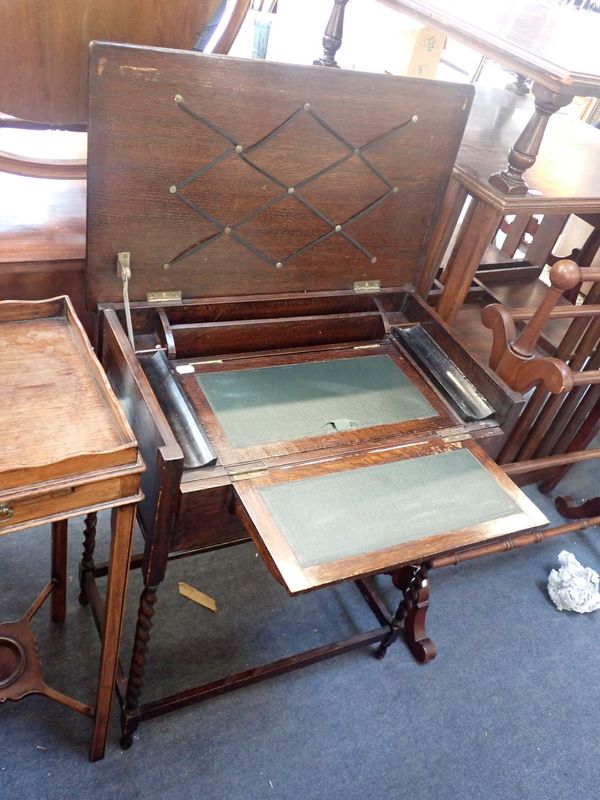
left=257, top=449, right=522, bottom=567
left=196, top=355, right=436, bottom=448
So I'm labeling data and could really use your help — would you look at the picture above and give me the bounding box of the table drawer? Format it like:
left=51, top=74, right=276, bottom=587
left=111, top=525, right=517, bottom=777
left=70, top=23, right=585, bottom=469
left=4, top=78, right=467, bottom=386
left=0, top=474, right=139, bottom=535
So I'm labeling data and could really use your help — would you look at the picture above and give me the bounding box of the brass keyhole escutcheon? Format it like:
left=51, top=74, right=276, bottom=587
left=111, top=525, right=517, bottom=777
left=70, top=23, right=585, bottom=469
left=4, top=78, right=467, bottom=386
left=0, top=504, right=14, bottom=523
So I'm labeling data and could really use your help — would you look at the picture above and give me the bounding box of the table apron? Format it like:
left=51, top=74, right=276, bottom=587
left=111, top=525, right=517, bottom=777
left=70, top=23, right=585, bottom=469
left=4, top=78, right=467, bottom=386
left=0, top=474, right=142, bottom=535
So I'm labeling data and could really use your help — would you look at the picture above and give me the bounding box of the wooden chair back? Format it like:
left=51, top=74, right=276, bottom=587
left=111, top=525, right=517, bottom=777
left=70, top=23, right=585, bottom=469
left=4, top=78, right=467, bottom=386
left=0, top=0, right=250, bottom=126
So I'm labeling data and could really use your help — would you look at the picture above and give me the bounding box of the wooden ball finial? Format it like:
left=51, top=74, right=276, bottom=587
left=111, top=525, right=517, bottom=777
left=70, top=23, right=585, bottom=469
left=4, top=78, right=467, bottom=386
left=549, top=259, right=582, bottom=292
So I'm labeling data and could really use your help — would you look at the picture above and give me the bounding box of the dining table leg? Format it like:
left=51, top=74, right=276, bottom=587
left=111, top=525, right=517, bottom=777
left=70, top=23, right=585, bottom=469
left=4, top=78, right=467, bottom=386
left=489, top=82, right=572, bottom=196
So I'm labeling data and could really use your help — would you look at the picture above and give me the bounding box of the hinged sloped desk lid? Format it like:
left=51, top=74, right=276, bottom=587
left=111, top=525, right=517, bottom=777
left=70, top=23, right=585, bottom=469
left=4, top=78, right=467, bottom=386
left=86, top=42, right=473, bottom=307
left=233, top=437, right=548, bottom=595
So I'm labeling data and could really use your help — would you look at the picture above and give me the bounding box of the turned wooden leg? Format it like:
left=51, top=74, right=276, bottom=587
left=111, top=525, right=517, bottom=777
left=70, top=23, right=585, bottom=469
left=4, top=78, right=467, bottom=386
left=313, top=0, right=350, bottom=67
left=489, top=83, right=572, bottom=196
left=375, top=565, right=436, bottom=664
left=88, top=504, right=136, bottom=763
left=79, top=512, right=97, bottom=606
left=120, top=583, right=159, bottom=749
left=51, top=519, right=68, bottom=623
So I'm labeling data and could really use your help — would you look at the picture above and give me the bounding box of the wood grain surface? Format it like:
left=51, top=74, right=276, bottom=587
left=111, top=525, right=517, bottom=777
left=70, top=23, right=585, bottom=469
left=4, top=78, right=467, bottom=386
left=0, top=0, right=223, bottom=124
left=0, top=297, right=137, bottom=490
left=86, top=43, right=472, bottom=307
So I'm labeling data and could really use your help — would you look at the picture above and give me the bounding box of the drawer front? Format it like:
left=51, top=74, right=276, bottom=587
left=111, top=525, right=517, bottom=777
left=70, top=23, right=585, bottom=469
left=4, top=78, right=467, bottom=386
left=0, top=474, right=139, bottom=535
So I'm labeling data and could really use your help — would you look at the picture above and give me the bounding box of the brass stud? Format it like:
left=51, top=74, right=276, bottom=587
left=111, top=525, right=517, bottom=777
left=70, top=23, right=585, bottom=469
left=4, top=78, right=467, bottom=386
left=163, top=263, right=170, bottom=271
left=174, top=94, right=183, bottom=104
left=235, top=144, right=243, bottom=153
left=393, top=186, right=399, bottom=193
left=354, top=148, right=360, bottom=155
left=335, top=225, right=342, bottom=233
left=412, top=114, right=419, bottom=123
left=371, top=257, right=377, bottom=264
left=169, top=185, right=177, bottom=194
left=288, top=187, right=295, bottom=195
left=303, top=103, right=311, bottom=111
left=224, top=226, right=232, bottom=234
left=275, top=261, right=283, bottom=269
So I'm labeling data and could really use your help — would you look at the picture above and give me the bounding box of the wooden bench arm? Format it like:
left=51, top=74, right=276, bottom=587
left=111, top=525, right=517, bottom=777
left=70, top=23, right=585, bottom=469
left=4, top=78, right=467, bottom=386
left=482, top=259, right=600, bottom=394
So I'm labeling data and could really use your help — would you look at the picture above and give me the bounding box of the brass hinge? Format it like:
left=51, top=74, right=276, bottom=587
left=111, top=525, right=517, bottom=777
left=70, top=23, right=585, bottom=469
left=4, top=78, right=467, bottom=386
left=440, top=432, right=472, bottom=444
left=147, top=291, right=182, bottom=303
left=228, top=461, right=268, bottom=481
left=353, top=280, right=381, bottom=293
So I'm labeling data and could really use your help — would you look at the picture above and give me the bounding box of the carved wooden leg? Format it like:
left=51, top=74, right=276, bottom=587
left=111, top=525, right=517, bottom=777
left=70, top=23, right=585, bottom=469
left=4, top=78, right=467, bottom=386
left=313, top=0, right=350, bottom=67
left=556, top=495, right=600, bottom=519
left=375, top=565, right=436, bottom=664
left=89, top=504, right=136, bottom=762
left=489, top=83, right=572, bottom=196
left=120, top=584, right=159, bottom=749
left=50, top=519, right=68, bottom=623
left=78, top=512, right=97, bottom=606
left=399, top=565, right=436, bottom=664
left=374, top=594, right=405, bottom=661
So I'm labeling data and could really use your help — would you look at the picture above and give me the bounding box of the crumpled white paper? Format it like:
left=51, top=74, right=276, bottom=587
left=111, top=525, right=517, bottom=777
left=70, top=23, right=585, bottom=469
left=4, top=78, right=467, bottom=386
left=548, top=550, right=600, bottom=613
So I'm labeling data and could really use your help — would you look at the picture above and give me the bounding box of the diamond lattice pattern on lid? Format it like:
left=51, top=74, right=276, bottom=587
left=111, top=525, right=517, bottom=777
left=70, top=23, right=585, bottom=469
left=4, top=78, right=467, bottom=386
left=166, top=100, right=415, bottom=271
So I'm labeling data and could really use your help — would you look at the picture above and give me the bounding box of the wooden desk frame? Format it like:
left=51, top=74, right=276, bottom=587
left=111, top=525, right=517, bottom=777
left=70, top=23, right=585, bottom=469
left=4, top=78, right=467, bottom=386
left=79, top=45, right=548, bottom=751
left=77, top=293, right=543, bottom=749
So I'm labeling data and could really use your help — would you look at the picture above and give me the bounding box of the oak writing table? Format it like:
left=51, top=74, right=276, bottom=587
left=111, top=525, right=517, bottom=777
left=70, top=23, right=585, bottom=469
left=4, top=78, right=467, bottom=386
left=0, top=296, right=143, bottom=761
left=80, top=43, right=548, bottom=747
